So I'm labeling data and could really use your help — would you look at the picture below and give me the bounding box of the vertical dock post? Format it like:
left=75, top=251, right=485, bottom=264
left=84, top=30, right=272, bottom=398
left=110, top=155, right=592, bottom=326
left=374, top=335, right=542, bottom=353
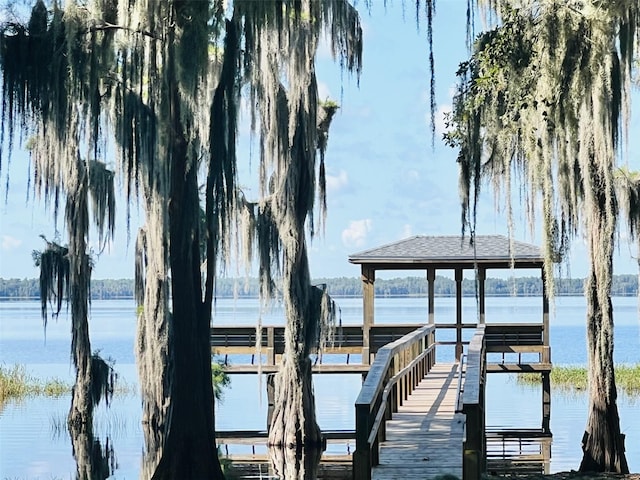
left=427, top=268, right=435, bottom=326
left=541, top=267, right=551, bottom=433
left=266, top=373, right=275, bottom=431
left=362, top=266, right=375, bottom=365
left=542, top=372, right=551, bottom=433
left=354, top=401, right=372, bottom=480
left=478, top=267, right=486, bottom=324
left=455, top=268, right=463, bottom=361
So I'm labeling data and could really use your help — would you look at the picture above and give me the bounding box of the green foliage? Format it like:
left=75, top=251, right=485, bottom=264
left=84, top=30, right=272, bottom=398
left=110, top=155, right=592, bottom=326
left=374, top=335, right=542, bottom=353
left=3, top=274, right=640, bottom=298
left=211, top=360, right=230, bottom=402
left=319, top=98, right=339, bottom=110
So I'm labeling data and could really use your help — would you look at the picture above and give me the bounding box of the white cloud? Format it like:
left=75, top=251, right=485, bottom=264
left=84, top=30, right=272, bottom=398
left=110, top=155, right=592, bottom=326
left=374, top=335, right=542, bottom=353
left=342, top=219, right=372, bottom=247
left=2, top=235, right=21, bottom=251
left=326, top=169, right=349, bottom=192
left=317, top=32, right=333, bottom=60
left=317, top=81, right=333, bottom=102
left=403, top=169, right=420, bottom=183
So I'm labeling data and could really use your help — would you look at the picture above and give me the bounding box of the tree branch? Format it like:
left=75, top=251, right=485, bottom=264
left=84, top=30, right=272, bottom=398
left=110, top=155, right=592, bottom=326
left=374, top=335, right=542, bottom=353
left=89, top=23, right=159, bottom=40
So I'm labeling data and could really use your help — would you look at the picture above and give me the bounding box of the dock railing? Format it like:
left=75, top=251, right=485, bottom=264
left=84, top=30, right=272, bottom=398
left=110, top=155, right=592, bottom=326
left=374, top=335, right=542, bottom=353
left=352, top=324, right=436, bottom=480
left=462, top=325, right=487, bottom=480
left=210, top=324, right=420, bottom=371
left=484, top=323, right=550, bottom=370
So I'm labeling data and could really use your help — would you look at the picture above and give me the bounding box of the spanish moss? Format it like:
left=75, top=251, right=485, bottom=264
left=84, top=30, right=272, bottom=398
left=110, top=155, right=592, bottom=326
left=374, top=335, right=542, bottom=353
left=448, top=1, right=639, bottom=472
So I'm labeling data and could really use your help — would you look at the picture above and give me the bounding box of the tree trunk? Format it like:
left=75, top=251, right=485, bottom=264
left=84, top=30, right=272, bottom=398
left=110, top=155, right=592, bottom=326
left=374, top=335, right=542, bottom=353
left=150, top=129, right=224, bottom=480
left=267, top=95, right=322, bottom=448
left=136, top=215, right=171, bottom=478
left=67, top=173, right=93, bottom=431
left=269, top=443, right=322, bottom=480
left=146, top=19, right=224, bottom=478
left=579, top=269, right=629, bottom=472
left=579, top=171, right=629, bottom=473
left=267, top=239, right=322, bottom=448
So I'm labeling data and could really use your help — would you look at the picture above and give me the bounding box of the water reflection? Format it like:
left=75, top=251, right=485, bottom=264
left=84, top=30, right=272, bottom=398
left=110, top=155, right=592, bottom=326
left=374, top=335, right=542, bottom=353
left=70, top=425, right=116, bottom=480
left=486, top=429, right=552, bottom=475
left=220, top=445, right=331, bottom=479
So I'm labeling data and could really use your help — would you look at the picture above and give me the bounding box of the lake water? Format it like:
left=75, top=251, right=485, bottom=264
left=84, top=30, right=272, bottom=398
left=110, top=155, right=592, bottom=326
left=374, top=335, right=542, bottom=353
left=1, top=295, right=639, bottom=478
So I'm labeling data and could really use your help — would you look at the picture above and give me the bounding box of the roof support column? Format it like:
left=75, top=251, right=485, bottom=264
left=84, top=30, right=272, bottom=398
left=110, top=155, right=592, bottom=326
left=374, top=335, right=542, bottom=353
left=478, top=267, right=486, bottom=324
left=541, top=267, right=550, bottom=355
left=455, top=267, right=463, bottom=361
left=362, top=265, right=375, bottom=365
left=427, top=268, right=435, bottom=326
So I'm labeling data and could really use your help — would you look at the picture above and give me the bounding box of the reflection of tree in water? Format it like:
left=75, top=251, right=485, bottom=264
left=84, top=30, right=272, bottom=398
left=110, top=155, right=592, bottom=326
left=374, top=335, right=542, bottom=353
left=71, top=427, right=116, bottom=480
left=139, top=411, right=163, bottom=479
left=268, top=446, right=322, bottom=480
left=69, top=355, right=118, bottom=479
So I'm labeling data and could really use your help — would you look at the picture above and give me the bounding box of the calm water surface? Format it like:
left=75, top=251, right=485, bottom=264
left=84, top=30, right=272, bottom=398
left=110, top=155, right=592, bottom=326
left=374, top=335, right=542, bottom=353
left=1, top=296, right=639, bottom=478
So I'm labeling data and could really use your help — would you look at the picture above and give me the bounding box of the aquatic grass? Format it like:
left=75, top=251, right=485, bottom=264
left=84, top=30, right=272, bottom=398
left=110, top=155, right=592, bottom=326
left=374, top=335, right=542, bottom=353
left=51, top=408, right=131, bottom=438
left=0, top=364, right=137, bottom=404
left=113, top=377, right=138, bottom=397
left=0, top=477, right=64, bottom=480
left=0, top=364, right=71, bottom=402
left=50, top=413, right=67, bottom=438
left=0, top=364, right=33, bottom=400
left=517, top=364, right=640, bottom=394
left=42, top=378, right=70, bottom=397
left=93, top=410, right=130, bottom=436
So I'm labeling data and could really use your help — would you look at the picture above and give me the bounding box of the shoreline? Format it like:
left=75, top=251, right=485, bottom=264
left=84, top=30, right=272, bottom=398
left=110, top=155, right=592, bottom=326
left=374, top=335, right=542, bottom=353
left=488, top=474, right=640, bottom=480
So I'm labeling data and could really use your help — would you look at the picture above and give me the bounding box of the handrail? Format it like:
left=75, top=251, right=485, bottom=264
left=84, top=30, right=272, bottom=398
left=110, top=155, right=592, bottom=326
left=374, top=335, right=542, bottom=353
left=455, top=354, right=466, bottom=413
left=462, top=325, right=486, bottom=480
left=367, top=344, right=435, bottom=445
left=353, top=324, right=436, bottom=480
left=463, top=325, right=485, bottom=406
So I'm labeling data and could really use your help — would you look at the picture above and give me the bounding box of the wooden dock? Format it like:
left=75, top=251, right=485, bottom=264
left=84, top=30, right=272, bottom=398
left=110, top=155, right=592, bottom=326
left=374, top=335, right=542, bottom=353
left=371, top=363, right=464, bottom=479
left=213, top=322, right=551, bottom=479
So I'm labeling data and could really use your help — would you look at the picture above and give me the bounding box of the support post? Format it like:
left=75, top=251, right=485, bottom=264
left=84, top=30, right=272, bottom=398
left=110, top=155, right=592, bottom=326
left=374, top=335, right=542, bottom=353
left=542, top=372, right=551, bottom=433
left=541, top=267, right=550, bottom=357
left=478, top=267, right=486, bottom=324
left=266, top=326, right=275, bottom=365
left=354, top=402, right=372, bottom=480
left=427, top=268, right=435, bottom=325
left=541, top=267, right=551, bottom=433
left=362, top=266, right=375, bottom=365
left=463, top=403, right=484, bottom=480
left=455, top=267, right=463, bottom=361
left=542, top=437, right=552, bottom=473
left=266, top=373, right=275, bottom=431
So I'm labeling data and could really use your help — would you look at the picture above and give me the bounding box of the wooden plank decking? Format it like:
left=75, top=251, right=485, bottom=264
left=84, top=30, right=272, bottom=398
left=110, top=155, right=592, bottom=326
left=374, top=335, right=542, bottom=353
left=372, top=363, right=465, bottom=480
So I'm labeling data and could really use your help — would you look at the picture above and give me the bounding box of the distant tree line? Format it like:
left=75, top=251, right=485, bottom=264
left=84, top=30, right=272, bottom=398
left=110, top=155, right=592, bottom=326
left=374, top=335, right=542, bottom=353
left=2, top=274, right=638, bottom=299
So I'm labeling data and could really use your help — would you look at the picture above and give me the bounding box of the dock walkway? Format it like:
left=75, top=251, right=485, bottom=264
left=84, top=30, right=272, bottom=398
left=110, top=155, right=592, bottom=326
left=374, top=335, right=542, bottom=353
left=371, top=363, right=464, bottom=479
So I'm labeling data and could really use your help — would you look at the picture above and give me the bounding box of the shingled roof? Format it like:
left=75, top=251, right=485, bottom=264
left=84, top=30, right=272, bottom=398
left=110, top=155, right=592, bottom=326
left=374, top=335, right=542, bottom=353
left=348, top=235, right=543, bottom=269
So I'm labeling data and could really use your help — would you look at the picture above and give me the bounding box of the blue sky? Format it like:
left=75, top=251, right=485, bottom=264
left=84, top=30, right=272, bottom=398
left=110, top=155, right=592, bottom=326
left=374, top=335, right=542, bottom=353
left=1, top=1, right=639, bottom=280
